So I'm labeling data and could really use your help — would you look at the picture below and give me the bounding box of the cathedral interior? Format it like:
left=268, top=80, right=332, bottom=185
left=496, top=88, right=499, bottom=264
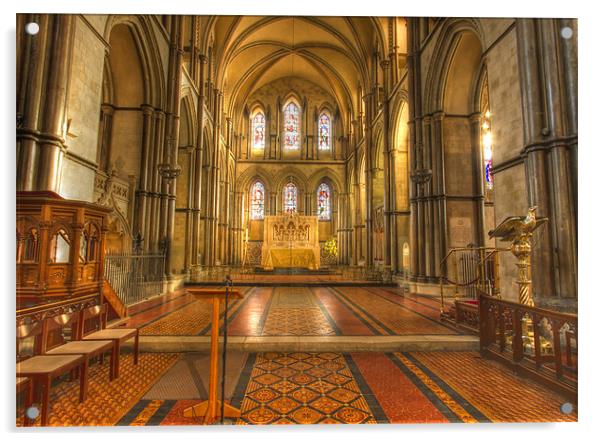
left=14, top=13, right=579, bottom=427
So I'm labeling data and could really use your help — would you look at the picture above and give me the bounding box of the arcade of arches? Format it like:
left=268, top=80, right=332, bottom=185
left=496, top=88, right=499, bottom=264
left=16, top=14, right=578, bottom=426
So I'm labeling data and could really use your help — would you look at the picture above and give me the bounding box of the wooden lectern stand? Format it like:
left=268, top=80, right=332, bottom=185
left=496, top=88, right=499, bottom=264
left=183, top=288, right=243, bottom=424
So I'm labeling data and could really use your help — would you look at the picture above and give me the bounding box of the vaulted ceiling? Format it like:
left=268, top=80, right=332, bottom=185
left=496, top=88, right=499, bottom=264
left=205, top=16, right=392, bottom=131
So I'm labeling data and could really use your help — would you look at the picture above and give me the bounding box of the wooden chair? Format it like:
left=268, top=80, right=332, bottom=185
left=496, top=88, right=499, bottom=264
left=16, top=319, right=86, bottom=426
left=43, top=312, right=117, bottom=391
left=16, top=377, right=33, bottom=427
left=79, top=304, right=139, bottom=379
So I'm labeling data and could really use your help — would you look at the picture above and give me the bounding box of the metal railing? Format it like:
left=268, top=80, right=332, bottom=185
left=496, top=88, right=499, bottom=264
left=439, top=247, right=505, bottom=314
left=104, top=252, right=166, bottom=305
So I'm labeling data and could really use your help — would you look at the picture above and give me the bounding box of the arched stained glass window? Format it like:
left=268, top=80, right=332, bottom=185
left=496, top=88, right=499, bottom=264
left=250, top=181, right=265, bottom=220
left=252, top=112, right=265, bottom=150
left=283, top=102, right=300, bottom=150
left=283, top=182, right=298, bottom=213
left=482, top=110, right=493, bottom=191
left=318, top=113, right=331, bottom=150
left=317, top=183, right=331, bottom=220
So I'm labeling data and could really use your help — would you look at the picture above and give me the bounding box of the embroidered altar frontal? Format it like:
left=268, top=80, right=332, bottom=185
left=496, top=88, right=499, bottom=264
left=261, top=213, right=320, bottom=270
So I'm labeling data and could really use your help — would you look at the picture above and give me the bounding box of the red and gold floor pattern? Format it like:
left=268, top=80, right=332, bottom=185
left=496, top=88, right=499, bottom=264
left=235, top=353, right=376, bottom=424
left=16, top=353, right=180, bottom=427
left=139, top=287, right=252, bottom=336
left=262, top=308, right=336, bottom=335
left=114, top=351, right=575, bottom=426
left=328, top=287, right=455, bottom=335
left=409, top=352, right=576, bottom=422
left=134, top=286, right=456, bottom=337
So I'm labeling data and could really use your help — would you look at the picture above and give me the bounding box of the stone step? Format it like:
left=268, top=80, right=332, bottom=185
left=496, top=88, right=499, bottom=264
left=124, top=335, right=479, bottom=353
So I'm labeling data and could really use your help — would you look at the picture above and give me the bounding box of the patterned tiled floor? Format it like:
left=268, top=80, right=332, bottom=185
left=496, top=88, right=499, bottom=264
left=18, top=351, right=575, bottom=426
left=111, top=351, right=576, bottom=425
left=135, top=286, right=456, bottom=336
left=16, top=353, right=180, bottom=427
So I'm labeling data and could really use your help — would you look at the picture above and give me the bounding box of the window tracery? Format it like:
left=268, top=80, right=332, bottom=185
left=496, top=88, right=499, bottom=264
left=283, top=102, right=301, bottom=150
left=252, top=112, right=265, bottom=150
left=283, top=182, right=298, bottom=213
left=318, top=113, right=331, bottom=151
left=250, top=181, right=265, bottom=220
left=317, top=183, right=332, bottom=220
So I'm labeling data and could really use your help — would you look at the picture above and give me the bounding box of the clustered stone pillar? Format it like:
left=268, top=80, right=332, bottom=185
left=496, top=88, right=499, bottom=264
left=407, top=18, right=425, bottom=282
left=159, top=16, right=185, bottom=276
left=363, top=92, right=374, bottom=267
left=191, top=54, right=208, bottom=269
left=380, top=59, right=396, bottom=277
left=407, top=19, right=450, bottom=284
left=515, top=18, right=578, bottom=308
left=17, top=14, right=75, bottom=193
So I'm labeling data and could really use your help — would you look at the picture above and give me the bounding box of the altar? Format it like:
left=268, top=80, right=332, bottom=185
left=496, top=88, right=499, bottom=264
left=261, top=212, right=320, bottom=270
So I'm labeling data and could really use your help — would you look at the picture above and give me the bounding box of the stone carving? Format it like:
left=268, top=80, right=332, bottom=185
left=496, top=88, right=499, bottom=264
left=261, top=212, right=320, bottom=270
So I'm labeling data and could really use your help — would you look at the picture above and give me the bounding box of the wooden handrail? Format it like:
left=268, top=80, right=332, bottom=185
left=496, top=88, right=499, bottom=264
left=479, top=294, right=577, bottom=401
left=17, top=293, right=99, bottom=318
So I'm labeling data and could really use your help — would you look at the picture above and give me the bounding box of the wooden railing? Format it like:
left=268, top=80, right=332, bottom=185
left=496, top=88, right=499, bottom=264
left=479, top=294, right=577, bottom=401
left=17, top=293, right=100, bottom=325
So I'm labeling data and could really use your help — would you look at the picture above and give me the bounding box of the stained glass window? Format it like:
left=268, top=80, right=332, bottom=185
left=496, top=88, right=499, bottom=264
left=250, top=181, right=265, bottom=220
left=283, top=102, right=300, bottom=150
left=317, top=183, right=331, bottom=220
left=252, top=112, right=265, bottom=150
left=283, top=182, right=297, bottom=213
left=318, top=113, right=331, bottom=150
left=482, top=110, right=493, bottom=191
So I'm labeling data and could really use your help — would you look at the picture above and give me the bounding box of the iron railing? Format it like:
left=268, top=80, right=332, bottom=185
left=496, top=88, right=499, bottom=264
left=104, top=252, right=166, bottom=305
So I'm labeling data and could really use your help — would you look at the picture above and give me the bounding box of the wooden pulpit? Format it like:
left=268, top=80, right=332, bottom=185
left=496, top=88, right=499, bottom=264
left=183, top=288, right=243, bottom=424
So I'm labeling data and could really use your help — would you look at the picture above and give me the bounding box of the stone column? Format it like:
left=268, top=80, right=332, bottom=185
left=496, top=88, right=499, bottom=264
left=381, top=59, right=394, bottom=273
left=191, top=55, right=207, bottom=266
left=363, top=93, right=374, bottom=266
left=353, top=181, right=361, bottom=266
left=160, top=16, right=184, bottom=275
left=97, top=104, right=115, bottom=173
left=516, top=18, right=577, bottom=305
left=407, top=18, right=424, bottom=281
left=17, top=14, right=49, bottom=190
left=431, top=112, right=446, bottom=275
left=469, top=112, right=486, bottom=246
left=135, top=105, right=155, bottom=241
left=149, top=110, right=165, bottom=251
left=17, top=15, right=75, bottom=193
left=539, top=19, right=577, bottom=303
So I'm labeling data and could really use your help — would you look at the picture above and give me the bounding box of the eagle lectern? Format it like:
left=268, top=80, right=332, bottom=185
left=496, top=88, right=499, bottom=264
left=488, top=206, right=548, bottom=305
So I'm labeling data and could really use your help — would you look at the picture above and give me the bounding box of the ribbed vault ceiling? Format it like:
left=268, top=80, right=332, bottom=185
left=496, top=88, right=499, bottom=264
left=209, top=16, right=387, bottom=129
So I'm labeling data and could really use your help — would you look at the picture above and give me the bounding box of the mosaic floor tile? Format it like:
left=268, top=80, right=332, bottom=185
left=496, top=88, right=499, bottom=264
left=408, top=352, right=577, bottom=422
left=16, top=353, right=180, bottom=427
left=133, top=286, right=456, bottom=337
left=234, top=352, right=378, bottom=425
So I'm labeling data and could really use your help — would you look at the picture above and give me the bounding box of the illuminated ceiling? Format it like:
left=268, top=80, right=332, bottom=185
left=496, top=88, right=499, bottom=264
left=204, top=16, right=396, bottom=130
